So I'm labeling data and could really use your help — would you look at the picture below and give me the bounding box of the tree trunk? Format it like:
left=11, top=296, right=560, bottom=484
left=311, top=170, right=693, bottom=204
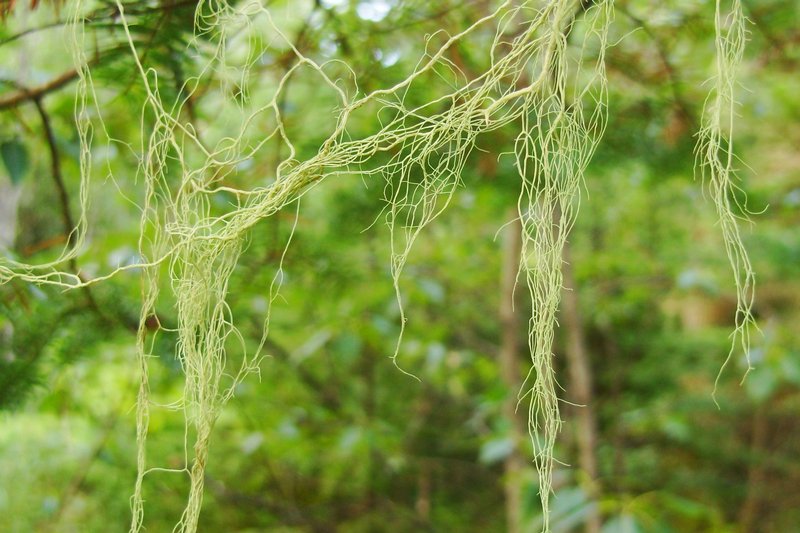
left=739, top=403, right=767, bottom=531
left=561, top=241, right=601, bottom=533
left=499, top=209, right=526, bottom=533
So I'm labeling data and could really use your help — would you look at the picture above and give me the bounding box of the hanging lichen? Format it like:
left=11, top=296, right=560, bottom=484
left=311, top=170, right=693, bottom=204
left=0, top=1, right=754, bottom=532
left=696, top=0, right=756, bottom=396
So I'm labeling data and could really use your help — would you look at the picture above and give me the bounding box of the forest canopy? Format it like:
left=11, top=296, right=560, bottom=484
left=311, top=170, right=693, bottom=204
left=1, top=1, right=799, bottom=532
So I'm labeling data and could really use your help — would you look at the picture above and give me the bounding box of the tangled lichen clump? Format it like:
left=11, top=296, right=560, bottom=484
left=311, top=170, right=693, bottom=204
left=112, top=2, right=617, bottom=529
left=0, top=0, right=754, bottom=532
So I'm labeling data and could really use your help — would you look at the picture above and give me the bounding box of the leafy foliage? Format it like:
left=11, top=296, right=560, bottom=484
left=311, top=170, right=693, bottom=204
left=0, top=1, right=799, bottom=532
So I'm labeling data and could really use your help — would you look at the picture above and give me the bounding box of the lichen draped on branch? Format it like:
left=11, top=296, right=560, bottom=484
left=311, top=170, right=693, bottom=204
left=0, top=1, right=753, bottom=532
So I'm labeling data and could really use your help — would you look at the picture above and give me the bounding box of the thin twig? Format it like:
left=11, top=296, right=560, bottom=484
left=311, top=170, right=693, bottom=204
left=30, top=94, right=109, bottom=317
left=31, top=97, right=76, bottom=243
left=616, top=4, right=697, bottom=130
left=0, top=67, right=83, bottom=109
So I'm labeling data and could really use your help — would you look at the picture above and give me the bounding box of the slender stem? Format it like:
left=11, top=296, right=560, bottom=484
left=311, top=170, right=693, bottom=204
left=31, top=94, right=107, bottom=318
left=31, top=97, right=75, bottom=243
left=0, top=68, right=84, bottom=109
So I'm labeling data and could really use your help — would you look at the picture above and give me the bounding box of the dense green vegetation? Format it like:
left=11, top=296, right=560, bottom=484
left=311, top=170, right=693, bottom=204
left=1, top=1, right=799, bottom=532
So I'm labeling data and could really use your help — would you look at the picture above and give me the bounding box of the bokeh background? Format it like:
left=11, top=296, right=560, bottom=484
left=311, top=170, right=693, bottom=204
left=1, top=1, right=798, bottom=531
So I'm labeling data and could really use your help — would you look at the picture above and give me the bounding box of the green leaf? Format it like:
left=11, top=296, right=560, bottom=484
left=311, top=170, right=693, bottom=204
left=479, top=437, right=513, bottom=464
left=0, top=139, right=30, bottom=185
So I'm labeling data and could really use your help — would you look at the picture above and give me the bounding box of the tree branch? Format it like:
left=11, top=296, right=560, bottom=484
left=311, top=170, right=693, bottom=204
left=0, top=67, right=82, bottom=110
left=28, top=93, right=112, bottom=319
left=616, top=4, right=697, bottom=131
left=31, top=96, right=75, bottom=243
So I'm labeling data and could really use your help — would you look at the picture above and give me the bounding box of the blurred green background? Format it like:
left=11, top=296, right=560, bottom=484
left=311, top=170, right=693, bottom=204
left=1, top=1, right=798, bottom=531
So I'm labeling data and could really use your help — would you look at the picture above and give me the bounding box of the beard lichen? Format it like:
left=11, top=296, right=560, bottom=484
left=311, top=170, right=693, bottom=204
left=0, top=1, right=753, bottom=532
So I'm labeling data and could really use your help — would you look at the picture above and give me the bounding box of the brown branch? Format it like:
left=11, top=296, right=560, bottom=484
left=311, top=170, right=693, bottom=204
left=561, top=239, right=601, bottom=533
left=739, top=403, right=768, bottom=530
left=0, top=62, right=156, bottom=335
left=616, top=4, right=697, bottom=131
left=0, top=76, right=78, bottom=244
left=0, top=67, right=82, bottom=109
left=0, top=20, right=68, bottom=46
left=0, top=70, right=138, bottom=330
left=498, top=209, right=526, bottom=533
left=29, top=94, right=111, bottom=320
left=31, top=96, right=75, bottom=243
